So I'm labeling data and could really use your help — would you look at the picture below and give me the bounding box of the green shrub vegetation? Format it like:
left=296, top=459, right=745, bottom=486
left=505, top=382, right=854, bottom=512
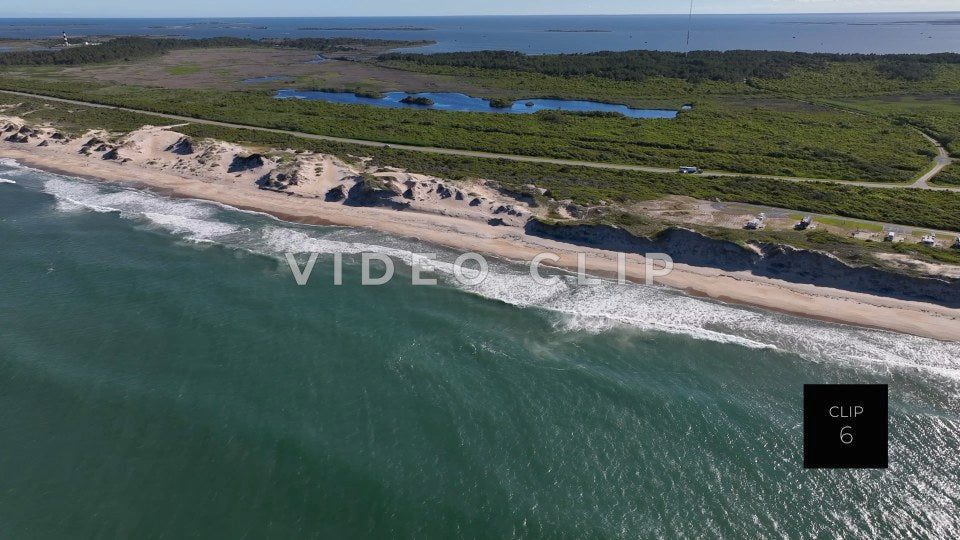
left=890, top=241, right=960, bottom=264
left=755, top=62, right=960, bottom=97
left=931, top=164, right=960, bottom=186
left=829, top=96, right=960, bottom=156
left=399, top=96, right=434, bottom=106
left=379, top=50, right=960, bottom=84
left=3, top=46, right=958, bottom=237
left=168, top=123, right=960, bottom=232
left=6, top=96, right=959, bottom=267
left=1, top=98, right=168, bottom=134
left=0, top=76, right=929, bottom=182
left=366, top=62, right=755, bottom=105
left=0, top=36, right=432, bottom=67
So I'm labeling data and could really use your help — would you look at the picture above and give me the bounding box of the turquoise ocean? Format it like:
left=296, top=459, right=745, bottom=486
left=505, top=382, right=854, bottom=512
left=0, top=160, right=958, bottom=537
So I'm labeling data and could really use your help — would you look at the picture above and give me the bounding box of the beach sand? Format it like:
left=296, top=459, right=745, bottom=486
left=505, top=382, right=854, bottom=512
left=2, top=123, right=957, bottom=342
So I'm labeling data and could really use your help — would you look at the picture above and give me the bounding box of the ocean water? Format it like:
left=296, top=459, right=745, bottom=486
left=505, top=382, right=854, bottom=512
left=273, top=90, right=678, bottom=118
left=1, top=13, right=960, bottom=54
left=1, top=161, right=959, bottom=537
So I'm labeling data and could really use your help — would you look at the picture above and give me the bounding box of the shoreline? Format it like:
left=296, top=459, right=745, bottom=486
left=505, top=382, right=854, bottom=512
left=2, top=137, right=958, bottom=342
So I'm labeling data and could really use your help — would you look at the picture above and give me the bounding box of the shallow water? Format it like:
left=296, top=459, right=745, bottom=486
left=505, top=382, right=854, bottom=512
left=1, top=160, right=958, bottom=537
left=1, top=14, right=960, bottom=54
left=274, top=90, right=678, bottom=118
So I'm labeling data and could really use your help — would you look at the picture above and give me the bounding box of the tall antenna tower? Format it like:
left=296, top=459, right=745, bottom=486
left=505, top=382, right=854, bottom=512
left=685, top=0, right=694, bottom=53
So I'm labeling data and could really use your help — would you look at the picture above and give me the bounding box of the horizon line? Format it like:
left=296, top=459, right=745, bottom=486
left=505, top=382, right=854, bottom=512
left=4, top=11, right=960, bottom=19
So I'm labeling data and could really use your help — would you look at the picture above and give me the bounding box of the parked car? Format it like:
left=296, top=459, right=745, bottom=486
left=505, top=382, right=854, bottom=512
left=678, top=166, right=701, bottom=174
left=745, top=213, right=767, bottom=230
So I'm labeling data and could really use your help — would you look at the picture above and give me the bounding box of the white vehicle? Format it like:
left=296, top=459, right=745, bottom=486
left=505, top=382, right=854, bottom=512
left=953, top=237, right=960, bottom=248
left=795, top=216, right=813, bottom=230
left=678, top=166, right=701, bottom=174
left=920, top=234, right=937, bottom=246
left=884, top=231, right=896, bottom=242
left=745, top=213, right=766, bottom=230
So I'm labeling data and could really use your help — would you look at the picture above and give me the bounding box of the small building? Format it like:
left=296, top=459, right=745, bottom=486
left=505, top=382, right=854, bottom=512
left=920, top=234, right=937, bottom=246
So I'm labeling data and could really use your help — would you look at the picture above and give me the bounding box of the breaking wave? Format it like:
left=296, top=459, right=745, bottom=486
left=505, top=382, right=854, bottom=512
left=21, top=168, right=960, bottom=380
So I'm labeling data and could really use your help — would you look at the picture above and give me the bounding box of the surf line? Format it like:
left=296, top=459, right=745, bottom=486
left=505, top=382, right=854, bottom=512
left=284, top=251, right=674, bottom=287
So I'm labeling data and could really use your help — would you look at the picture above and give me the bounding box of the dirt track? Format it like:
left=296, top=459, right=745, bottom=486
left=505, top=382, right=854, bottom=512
left=2, top=88, right=957, bottom=193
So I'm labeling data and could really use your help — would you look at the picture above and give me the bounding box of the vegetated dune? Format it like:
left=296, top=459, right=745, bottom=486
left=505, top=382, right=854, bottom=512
left=2, top=116, right=959, bottom=341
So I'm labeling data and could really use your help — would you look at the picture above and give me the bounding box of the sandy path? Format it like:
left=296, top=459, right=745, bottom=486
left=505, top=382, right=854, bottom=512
left=912, top=131, right=955, bottom=188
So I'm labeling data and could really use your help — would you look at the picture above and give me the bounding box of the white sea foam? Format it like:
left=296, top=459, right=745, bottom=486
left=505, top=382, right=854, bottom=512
left=257, top=225, right=960, bottom=368
left=41, top=178, right=241, bottom=241
left=42, top=178, right=118, bottom=213
left=256, top=212, right=960, bottom=379
left=30, top=172, right=960, bottom=379
left=0, top=177, right=15, bottom=185
left=141, top=212, right=241, bottom=240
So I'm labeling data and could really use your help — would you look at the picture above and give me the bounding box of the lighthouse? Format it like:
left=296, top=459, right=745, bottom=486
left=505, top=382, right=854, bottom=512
left=62, top=32, right=69, bottom=46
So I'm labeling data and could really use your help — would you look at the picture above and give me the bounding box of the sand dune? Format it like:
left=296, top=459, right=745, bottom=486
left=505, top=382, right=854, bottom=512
left=2, top=118, right=957, bottom=341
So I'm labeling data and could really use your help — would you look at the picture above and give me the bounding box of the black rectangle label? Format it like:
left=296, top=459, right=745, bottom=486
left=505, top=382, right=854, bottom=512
left=803, top=384, right=888, bottom=469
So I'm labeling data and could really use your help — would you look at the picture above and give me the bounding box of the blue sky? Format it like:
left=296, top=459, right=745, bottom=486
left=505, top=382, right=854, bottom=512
left=6, top=1, right=959, bottom=18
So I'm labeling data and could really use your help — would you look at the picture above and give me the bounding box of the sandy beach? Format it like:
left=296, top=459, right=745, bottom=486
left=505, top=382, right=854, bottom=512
left=2, top=121, right=958, bottom=341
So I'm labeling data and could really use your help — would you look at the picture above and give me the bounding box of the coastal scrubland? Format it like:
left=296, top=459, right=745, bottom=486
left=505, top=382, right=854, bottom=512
left=0, top=36, right=433, bottom=66
left=144, top=121, right=960, bottom=234
left=2, top=40, right=960, bottom=267
left=3, top=44, right=955, bottom=181
left=378, top=50, right=960, bottom=84
left=4, top=95, right=960, bottom=274
left=932, top=163, right=960, bottom=186
left=828, top=95, right=960, bottom=157
left=0, top=75, right=932, bottom=182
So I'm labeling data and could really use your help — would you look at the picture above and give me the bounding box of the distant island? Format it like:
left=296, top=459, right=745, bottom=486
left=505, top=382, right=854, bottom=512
left=298, top=27, right=433, bottom=31
left=545, top=29, right=612, bottom=33
left=399, top=96, right=434, bottom=106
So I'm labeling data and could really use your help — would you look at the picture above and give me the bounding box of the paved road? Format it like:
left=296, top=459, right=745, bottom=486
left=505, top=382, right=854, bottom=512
left=3, top=88, right=957, bottom=193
